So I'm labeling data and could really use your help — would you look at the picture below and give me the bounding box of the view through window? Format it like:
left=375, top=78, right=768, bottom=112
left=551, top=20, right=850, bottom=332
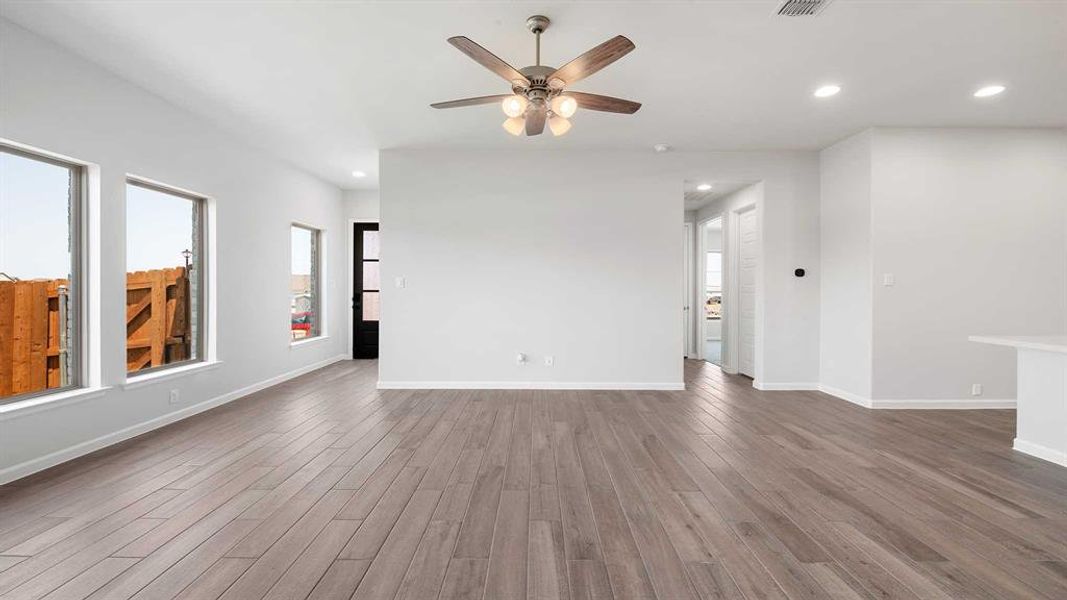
left=291, top=225, right=320, bottom=340
left=126, top=181, right=203, bottom=373
left=705, top=251, right=722, bottom=319
left=0, top=147, right=81, bottom=401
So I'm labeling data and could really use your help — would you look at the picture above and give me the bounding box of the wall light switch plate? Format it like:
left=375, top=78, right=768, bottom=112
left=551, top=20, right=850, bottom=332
left=544, top=356, right=554, bottom=367
left=395, top=276, right=406, bottom=288
left=883, top=273, right=895, bottom=287
left=169, top=389, right=180, bottom=404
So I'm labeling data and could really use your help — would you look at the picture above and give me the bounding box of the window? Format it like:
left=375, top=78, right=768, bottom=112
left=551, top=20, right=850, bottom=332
left=290, top=224, right=321, bottom=341
left=125, top=180, right=204, bottom=374
left=360, top=227, right=380, bottom=322
left=0, top=145, right=82, bottom=402
left=705, top=251, right=722, bottom=320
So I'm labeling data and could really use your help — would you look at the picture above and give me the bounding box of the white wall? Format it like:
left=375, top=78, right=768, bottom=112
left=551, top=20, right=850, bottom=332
left=0, top=21, right=348, bottom=481
left=818, top=127, right=1067, bottom=406
left=870, top=128, right=1067, bottom=402
left=379, top=149, right=820, bottom=389
left=345, top=189, right=380, bottom=223
left=819, top=131, right=873, bottom=400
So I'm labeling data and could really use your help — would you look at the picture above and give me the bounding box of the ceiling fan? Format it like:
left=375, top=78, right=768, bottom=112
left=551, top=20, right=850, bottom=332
left=431, top=15, right=641, bottom=137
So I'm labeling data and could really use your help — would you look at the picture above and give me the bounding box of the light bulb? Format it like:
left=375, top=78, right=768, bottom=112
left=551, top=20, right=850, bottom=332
left=502, top=95, right=528, bottom=118
left=548, top=115, right=572, bottom=137
left=550, top=95, right=577, bottom=119
left=502, top=117, right=525, bottom=136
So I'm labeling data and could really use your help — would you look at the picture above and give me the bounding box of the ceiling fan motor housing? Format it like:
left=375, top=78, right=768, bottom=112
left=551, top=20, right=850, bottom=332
left=515, top=65, right=562, bottom=114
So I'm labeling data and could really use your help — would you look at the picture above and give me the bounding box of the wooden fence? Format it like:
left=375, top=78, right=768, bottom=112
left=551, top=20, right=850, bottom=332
left=0, top=279, right=69, bottom=398
left=0, top=267, right=191, bottom=399
left=126, top=267, right=191, bottom=373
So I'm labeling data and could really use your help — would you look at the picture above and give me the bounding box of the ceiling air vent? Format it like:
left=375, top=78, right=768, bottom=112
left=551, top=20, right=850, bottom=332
left=776, top=0, right=833, bottom=17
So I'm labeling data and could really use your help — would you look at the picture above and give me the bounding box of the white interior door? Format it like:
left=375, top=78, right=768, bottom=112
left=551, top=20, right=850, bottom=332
left=683, top=223, right=692, bottom=357
left=738, top=208, right=758, bottom=377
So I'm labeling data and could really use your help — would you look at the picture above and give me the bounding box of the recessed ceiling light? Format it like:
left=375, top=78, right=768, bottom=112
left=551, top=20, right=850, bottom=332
left=814, top=85, right=841, bottom=98
left=351, top=170, right=367, bottom=178
left=696, top=183, right=712, bottom=192
left=973, top=85, right=1006, bottom=98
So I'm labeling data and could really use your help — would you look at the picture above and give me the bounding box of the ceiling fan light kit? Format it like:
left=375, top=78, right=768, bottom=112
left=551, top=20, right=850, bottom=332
left=431, top=15, right=641, bottom=137
left=502, top=116, right=525, bottom=136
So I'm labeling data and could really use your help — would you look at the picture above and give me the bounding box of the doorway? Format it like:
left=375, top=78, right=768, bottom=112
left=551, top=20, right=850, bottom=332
left=700, top=217, right=723, bottom=366
left=352, top=223, right=380, bottom=359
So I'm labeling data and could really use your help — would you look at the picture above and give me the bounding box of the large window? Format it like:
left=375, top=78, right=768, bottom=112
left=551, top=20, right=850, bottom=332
left=290, top=224, right=321, bottom=341
left=0, top=146, right=82, bottom=402
left=125, top=180, right=204, bottom=374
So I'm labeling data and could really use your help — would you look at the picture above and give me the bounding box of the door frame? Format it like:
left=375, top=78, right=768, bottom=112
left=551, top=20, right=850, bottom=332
left=348, top=218, right=379, bottom=359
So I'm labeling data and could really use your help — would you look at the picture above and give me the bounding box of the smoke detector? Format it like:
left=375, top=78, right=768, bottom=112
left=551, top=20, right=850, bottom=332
left=776, top=0, right=834, bottom=17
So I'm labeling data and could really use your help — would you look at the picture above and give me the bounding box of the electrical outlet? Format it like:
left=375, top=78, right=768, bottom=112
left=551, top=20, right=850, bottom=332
left=169, top=389, right=180, bottom=404
left=544, top=356, right=554, bottom=367
left=971, top=383, right=983, bottom=397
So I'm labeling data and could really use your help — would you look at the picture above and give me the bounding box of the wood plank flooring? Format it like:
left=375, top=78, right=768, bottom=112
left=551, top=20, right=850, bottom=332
left=2, top=359, right=1067, bottom=599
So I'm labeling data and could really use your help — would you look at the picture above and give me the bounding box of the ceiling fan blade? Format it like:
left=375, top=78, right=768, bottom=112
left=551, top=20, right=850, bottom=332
left=447, top=36, right=529, bottom=85
left=549, top=35, right=635, bottom=86
left=565, top=91, right=641, bottom=114
left=525, top=106, right=546, bottom=136
left=431, top=94, right=511, bottom=109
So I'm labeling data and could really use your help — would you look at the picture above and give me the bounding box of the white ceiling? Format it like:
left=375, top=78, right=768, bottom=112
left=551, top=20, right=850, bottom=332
left=2, top=1, right=1065, bottom=190
left=684, top=180, right=752, bottom=211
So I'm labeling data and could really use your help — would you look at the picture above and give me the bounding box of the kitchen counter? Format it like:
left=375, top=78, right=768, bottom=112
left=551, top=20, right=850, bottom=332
left=970, top=335, right=1067, bottom=467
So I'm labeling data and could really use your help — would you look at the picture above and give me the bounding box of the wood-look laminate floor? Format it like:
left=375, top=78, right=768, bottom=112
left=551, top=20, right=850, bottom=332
left=2, top=360, right=1067, bottom=600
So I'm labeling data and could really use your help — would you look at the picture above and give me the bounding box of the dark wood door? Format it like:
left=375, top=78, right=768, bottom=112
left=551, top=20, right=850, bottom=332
left=353, top=223, right=380, bottom=359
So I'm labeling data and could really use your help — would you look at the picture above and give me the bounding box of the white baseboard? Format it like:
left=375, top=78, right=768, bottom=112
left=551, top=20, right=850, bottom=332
left=817, top=384, right=874, bottom=408
left=0, top=354, right=348, bottom=485
left=870, top=398, right=1016, bottom=409
left=1013, top=439, right=1067, bottom=467
left=753, top=381, right=819, bottom=391
left=376, top=381, right=685, bottom=391
left=815, top=384, right=1015, bottom=410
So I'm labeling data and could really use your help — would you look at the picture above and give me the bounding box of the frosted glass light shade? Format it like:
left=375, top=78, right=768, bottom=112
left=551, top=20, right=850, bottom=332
left=502, top=95, right=528, bottom=118
left=548, top=115, right=572, bottom=136
left=550, top=95, right=577, bottom=118
left=502, top=117, right=525, bottom=136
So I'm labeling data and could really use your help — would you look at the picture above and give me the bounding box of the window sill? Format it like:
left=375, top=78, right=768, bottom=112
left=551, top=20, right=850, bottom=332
left=290, top=335, right=330, bottom=349
left=0, top=386, right=111, bottom=422
left=123, top=360, right=222, bottom=390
